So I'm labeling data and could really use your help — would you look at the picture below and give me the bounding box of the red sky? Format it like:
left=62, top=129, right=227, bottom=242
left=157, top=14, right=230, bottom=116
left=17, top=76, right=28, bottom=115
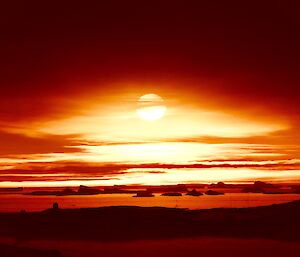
left=0, top=1, right=299, bottom=186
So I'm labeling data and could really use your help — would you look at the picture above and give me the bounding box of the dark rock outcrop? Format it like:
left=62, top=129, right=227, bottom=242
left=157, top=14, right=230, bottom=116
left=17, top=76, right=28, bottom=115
left=205, top=190, right=224, bottom=195
left=186, top=189, right=203, bottom=196
left=77, top=185, right=101, bottom=195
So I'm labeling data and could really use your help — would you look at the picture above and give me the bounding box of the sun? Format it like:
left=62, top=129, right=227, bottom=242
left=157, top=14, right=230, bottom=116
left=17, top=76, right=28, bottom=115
left=137, top=94, right=167, bottom=121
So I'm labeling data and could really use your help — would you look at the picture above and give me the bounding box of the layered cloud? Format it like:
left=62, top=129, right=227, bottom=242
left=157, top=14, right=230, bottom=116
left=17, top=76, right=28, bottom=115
left=0, top=130, right=80, bottom=155
left=0, top=1, right=299, bottom=186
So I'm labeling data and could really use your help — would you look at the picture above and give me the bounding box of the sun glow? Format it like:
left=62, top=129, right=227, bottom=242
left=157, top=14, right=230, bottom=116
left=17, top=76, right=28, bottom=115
left=137, top=94, right=166, bottom=121
left=6, top=88, right=295, bottom=188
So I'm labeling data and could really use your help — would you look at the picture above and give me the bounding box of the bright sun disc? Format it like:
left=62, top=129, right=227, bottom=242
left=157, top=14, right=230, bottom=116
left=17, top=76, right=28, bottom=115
left=137, top=94, right=166, bottom=121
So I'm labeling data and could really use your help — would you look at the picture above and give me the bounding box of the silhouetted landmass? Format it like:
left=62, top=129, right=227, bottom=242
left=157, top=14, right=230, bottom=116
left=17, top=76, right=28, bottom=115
left=186, top=189, right=203, bottom=196
left=161, top=192, right=182, bottom=196
left=22, top=182, right=300, bottom=196
left=56, top=188, right=77, bottom=196
left=114, top=182, right=300, bottom=194
left=25, top=191, right=60, bottom=196
left=209, top=182, right=227, bottom=188
left=241, top=181, right=300, bottom=194
left=0, top=201, right=299, bottom=242
left=205, top=190, right=224, bottom=195
left=25, top=185, right=102, bottom=196
left=242, top=181, right=275, bottom=193
left=0, top=243, right=62, bottom=257
left=103, top=187, right=138, bottom=194
left=0, top=187, right=23, bottom=192
left=77, top=185, right=102, bottom=195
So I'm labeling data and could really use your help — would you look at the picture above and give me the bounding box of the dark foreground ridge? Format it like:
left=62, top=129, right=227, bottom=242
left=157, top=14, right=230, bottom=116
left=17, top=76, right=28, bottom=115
left=0, top=200, right=299, bottom=242
left=0, top=243, right=61, bottom=257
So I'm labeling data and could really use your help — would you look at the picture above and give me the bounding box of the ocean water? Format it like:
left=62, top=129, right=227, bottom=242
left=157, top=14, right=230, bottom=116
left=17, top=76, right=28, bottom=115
left=0, top=193, right=300, bottom=212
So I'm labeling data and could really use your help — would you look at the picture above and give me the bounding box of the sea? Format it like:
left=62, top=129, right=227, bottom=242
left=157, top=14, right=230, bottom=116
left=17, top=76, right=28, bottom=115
left=0, top=192, right=300, bottom=212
